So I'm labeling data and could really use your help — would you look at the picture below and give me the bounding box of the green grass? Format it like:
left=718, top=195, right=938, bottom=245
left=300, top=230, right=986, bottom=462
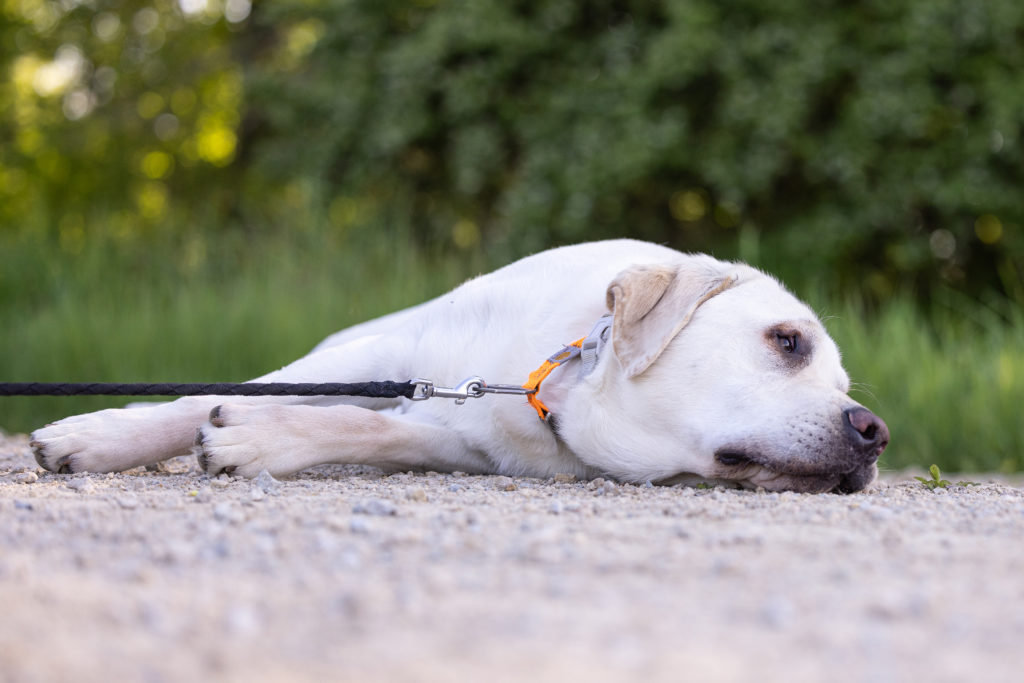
left=814, top=291, right=1024, bottom=473
left=2, top=224, right=1022, bottom=473
left=0, top=223, right=479, bottom=434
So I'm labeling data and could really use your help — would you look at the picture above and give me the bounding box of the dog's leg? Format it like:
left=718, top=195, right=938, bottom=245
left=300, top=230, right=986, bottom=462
left=31, top=334, right=414, bottom=474
left=196, top=403, right=489, bottom=478
left=31, top=396, right=228, bottom=474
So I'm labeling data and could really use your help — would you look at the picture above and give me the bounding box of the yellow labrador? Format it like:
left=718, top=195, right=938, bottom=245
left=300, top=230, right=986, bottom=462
left=32, top=239, right=888, bottom=493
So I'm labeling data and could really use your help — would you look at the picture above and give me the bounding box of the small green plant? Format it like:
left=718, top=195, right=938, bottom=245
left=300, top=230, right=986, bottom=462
left=915, top=464, right=980, bottom=489
left=916, top=464, right=951, bottom=489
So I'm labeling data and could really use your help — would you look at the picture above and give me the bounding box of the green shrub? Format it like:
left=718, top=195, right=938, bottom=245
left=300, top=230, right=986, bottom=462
left=4, top=0, right=1022, bottom=301
left=247, top=0, right=1023, bottom=301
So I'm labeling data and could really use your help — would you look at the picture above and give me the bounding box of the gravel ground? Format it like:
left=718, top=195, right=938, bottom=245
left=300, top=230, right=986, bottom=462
left=2, top=430, right=1023, bottom=683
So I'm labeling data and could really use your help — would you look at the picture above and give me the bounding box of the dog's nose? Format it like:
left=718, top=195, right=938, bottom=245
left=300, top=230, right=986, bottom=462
left=843, top=407, right=889, bottom=459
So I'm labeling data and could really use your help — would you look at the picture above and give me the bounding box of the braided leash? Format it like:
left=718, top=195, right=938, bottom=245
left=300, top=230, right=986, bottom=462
left=0, top=381, right=417, bottom=398
left=0, top=378, right=535, bottom=404
left=0, top=320, right=608, bottom=415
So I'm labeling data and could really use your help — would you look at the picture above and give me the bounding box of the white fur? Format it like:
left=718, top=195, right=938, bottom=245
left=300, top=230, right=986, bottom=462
left=31, top=239, right=884, bottom=493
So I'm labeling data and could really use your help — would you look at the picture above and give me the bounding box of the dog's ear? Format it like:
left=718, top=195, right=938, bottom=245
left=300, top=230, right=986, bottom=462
left=606, top=262, right=738, bottom=378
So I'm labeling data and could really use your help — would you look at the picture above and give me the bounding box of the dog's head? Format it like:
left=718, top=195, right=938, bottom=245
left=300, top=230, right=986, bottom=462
left=562, top=257, right=888, bottom=494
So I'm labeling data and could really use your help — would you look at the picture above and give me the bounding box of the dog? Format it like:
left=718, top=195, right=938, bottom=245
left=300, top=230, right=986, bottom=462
left=31, top=239, right=888, bottom=493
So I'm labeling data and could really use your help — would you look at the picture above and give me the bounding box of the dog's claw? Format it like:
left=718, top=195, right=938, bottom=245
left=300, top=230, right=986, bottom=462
left=30, top=439, right=73, bottom=473
left=194, top=428, right=211, bottom=472
left=30, top=442, right=49, bottom=470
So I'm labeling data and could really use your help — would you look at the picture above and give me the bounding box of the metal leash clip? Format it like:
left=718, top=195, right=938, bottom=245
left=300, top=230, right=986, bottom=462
left=410, top=377, right=534, bottom=405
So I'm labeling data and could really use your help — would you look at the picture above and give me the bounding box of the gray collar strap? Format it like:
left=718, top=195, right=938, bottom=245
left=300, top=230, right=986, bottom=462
left=579, top=314, right=613, bottom=380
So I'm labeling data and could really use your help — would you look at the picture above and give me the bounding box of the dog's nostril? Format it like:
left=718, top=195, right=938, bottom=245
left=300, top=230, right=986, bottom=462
left=843, top=407, right=890, bottom=454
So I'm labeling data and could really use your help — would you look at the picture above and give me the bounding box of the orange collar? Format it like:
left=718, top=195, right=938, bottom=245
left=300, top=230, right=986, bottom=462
left=522, top=314, right=612, bottom=420
left=522, top=338, right=585, bottom=420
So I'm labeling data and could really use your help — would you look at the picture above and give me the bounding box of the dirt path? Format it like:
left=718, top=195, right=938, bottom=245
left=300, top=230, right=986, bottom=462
left=1, top=431, right=1022, bottom=682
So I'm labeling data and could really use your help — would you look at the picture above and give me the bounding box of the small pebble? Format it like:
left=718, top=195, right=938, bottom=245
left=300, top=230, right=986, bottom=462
left=760, top=597, right=796, bottom=628
left=493, top=476, right=517, bottom=491
left=9, top=472, right=38, bottom=484
left=353, top=498, right=397, bottom=516
left=116, top=494, right=139, bottom=510
left=66, top=477, right=94, bottom=493
left=859, top=503, right=893, bottom=520
left=406, top=488, right=428, bottom=502
left=225, top=605, right=262, bottom=636
left=213, top=502, right=244, bottom=524
left=324, top=515, right=349, bottom=531
left=13, top=500, right=33, bottom=511
left=553, top=473, right=577, bottom=484
left=349, top=517, right=371, bottom=534
left=252, top=469, right=282, bottom=495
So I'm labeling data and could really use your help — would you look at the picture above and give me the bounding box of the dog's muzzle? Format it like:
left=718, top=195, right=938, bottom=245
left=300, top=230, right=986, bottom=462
left=831, top=406, right=888, bottom=494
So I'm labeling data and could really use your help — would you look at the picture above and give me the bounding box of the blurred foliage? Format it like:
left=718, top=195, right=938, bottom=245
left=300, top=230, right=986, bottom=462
left=2, top=0, right=245, bottom=232
left=2, top=0, right=1024, bottom=302
left=244, top=0, right=1024, bottom=302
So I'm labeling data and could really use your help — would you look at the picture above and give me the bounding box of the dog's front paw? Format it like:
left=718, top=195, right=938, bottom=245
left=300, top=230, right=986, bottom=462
left=31, top=405, right=191, bottom=474
left=195, top=404, right=301, bottom=479
left=31, top=409, right=139, bottom=473
left=31, top=425, right=77, bottom=473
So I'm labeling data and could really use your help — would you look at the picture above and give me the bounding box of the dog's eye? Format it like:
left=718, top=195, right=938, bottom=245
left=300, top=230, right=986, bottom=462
left=776, top=332, right=799, bottom=354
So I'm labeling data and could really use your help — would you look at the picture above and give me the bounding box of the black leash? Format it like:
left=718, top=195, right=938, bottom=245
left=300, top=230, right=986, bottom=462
left=0, top=381, right=417, bottom=399
left=0, top=377, right=534, bottom=404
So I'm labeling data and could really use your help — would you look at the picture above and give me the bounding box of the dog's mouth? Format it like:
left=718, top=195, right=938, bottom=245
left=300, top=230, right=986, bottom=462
left=710, top=449, right=877, bottom=494
left=714, top=451, right=753, bottom=468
